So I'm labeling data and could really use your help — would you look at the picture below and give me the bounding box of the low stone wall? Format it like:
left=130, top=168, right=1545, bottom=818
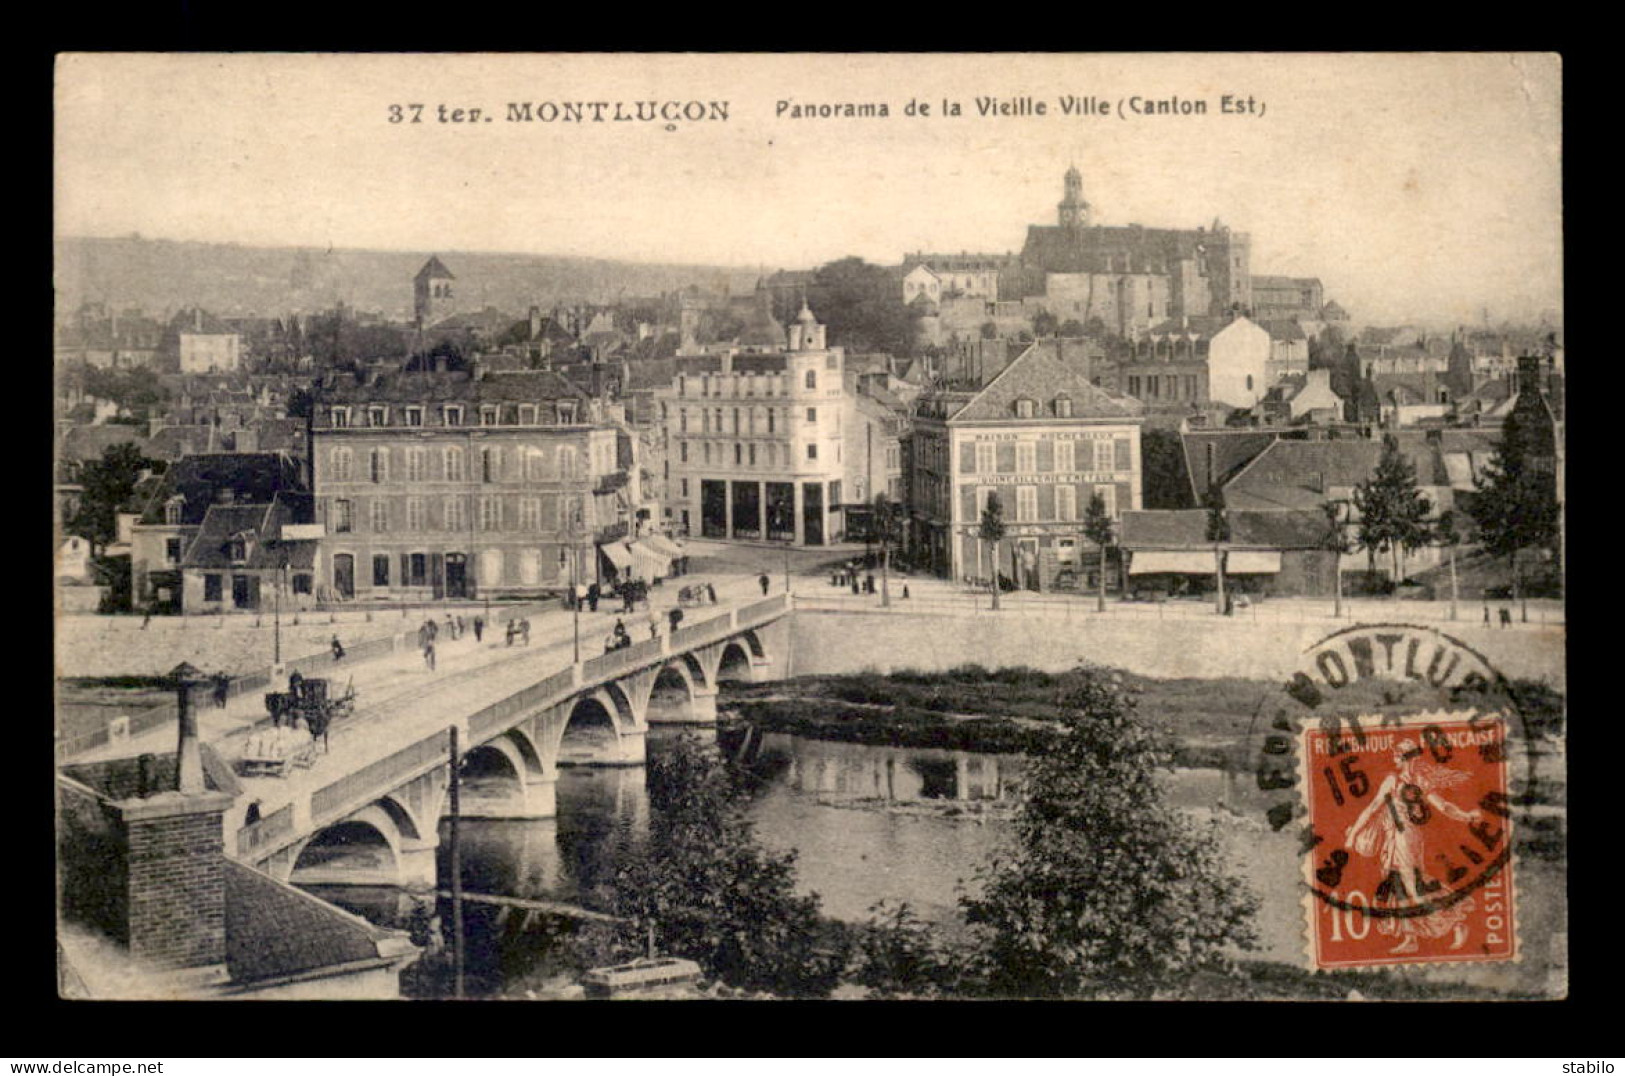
left=787, top=609, right=1566, bottom=689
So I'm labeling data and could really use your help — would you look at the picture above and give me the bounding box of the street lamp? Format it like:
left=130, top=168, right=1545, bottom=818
left=559, top=547, right=579, bottom=664
left=1324, top=500, right=1350, bottom=620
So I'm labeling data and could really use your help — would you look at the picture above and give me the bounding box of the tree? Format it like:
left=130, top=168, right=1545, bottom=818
left=979, top=492, right=1007, bottom=611
left=1435, top=508, right=1462, bottom=621
left=962, top=667, right=1258, bottom=998
left=1141, top=428, right=1194, bottom=510
left=1082, top=492, right=1114, bottom=613
left=604, top=735, right=845, bottom=997
left=1059, top=319, right=1086, bottom=338
left=66, top=442, right=153, bottom=555
left=1352, top=436, right=1433, bottom=596
left=813, top=257, right=920, bottom=356
left=1322, top=500, right=1352, bottom=619
left=1031, top=309, right=1060, bottom=338
left=1467, top=414, right=1559, bottom=617
left=1204, top=486, right=1231, bottom=615
left=979, top=321, right=999, bottom=341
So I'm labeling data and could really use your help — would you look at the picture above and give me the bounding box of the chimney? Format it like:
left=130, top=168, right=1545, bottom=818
left=529, top=305, right=542, bottom=341
left=194, top=308, right=203, bottom=333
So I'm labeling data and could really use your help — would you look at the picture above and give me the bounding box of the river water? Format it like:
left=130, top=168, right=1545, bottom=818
left=302, top=725, right=1315, bottom=997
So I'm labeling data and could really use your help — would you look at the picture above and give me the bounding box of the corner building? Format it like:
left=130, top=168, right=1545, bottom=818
left=310, top=368, right=628, bottom=602
left=909, top=340, right=1145, bottom=591
left=658, top=303, right=847, bottom=546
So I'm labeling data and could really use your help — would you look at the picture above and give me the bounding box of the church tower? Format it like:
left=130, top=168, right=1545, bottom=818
left=787, top=299, right=826, bottom=351
left=413, top=255, right=457, bottom=327
left=1058, top=165, right=1091, bottom=229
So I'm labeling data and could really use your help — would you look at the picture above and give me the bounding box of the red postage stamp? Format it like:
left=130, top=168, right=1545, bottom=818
left=1299, top=710, right=1518, bottom=970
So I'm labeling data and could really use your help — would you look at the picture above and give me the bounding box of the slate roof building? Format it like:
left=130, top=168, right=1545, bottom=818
left=310, top=366, right=631, bottom=602
left=1119, top=507, right=1338, bottom=598
left=908, top=338, right=1144, bottom=591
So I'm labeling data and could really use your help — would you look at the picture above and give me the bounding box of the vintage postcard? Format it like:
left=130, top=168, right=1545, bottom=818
left=53, top=52, right=1563, bottom=1001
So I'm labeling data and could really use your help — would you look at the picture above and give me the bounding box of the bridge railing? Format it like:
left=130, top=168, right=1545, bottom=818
left=468, top=667, right=578, bottom=741
left=581, top=636, right=666, bottom=682
left=670, top=612, right=737, bottom=652
left=236, top=803, right=294, bottom=857
left=737, top=593, right=789, bottom=626
left=311, top=728, right=448, bottom=825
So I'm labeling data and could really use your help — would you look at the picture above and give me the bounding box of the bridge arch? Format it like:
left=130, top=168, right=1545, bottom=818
left=646, top=660, right=700, bottom=724
left=288, top=812, right=401, bottom=888
left=715, top=639, right=758, bottom=684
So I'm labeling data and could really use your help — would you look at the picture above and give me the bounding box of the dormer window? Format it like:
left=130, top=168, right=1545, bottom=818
left=480, top=405, right=499, bottom=426
left=443, top=405, right=463, bottom=426
left=331, top=407, right=350, bottom=428
left=404, top=406, right=423, bottom=426
left=164, top=495, right=185, bottom=525
left=228, top=534, right=249, bottom=563
left=558, top=401, right=577, bottom=424
left=1015, top=398, right=1037, bottom=419
left=518, top=404, right=538, bottom=425
left=1055, top=395, right=1074, bottom=418
left=368, top=406, right=387, bottom=427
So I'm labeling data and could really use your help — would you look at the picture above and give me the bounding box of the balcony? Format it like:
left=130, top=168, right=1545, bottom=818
left=595, top=470, right=630, bottom=495
left=595, top=520, right=629, bottom=543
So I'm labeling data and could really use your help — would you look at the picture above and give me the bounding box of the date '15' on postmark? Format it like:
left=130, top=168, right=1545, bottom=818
left=1300, top=711, right=1517, bottom=969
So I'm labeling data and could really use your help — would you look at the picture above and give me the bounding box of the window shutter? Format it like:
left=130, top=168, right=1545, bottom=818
left=1036, top=439, right=1054, bottom=472
left=400, top=553, right=411, bottom=585
left=960, top=484, right=976, bottom=522
left=960, top=442, right=976, bottom=474
left=1037, top=483, right=1056, bottom=522
left=1115, top=481, right=1133, bottom=515
left=1114, top=437, right=1132, bottom=471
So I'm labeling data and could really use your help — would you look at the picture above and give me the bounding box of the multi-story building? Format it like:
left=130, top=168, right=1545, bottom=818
left=177, top=309, right=243, bottom=374
left=657, top=303, right=848, bottom=546
left=309, top=365, right=630, bottom=602
left=908, top=339, right=1145, bottom=592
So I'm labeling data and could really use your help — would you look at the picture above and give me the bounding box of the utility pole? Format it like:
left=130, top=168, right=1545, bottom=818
left=448, top=727, right=464, bottom=999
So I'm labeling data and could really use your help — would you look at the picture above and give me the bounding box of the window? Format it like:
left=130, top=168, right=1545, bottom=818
left=1055, top=396, right=1073, bottom=418
left=975, top=442, right=996, bottom=475
left=373, top=554, right=390, bottom=587
left=164, top=497, right=184, bottom=525
left=407, top=449, right=425, bottom=482
left=332, top=499, right=353, bottom=533
left=1055, top=438, right=1075, bottom=475
left=519, top=497, right=540, bottom=530
left=331, top=407, right=351, bottom=428
left=165, top=537, right=182, bottom=563
left=680, top=442, right=689, bottom=463
left=1016, top=486, right=1037, bottom=522
left=292, top=573, right=313, bottom=595
left=482, top=448, right=498, bottom=483
left=368, top=407, right=387, bottom=428
left=444, top=496, right=465, bottom=530
left=1094, top=484, right=1117, bottom=519
left=806, top=407, right=817, bottom=423
left=369, top=448, right=388, bottom=483
left=558, top=446, right=576, bottom=479
left=733, top=408, right=740, bottom=433
left=807, top=443, right=817, bottom=461
left=805, top=370, right=817, bottom=390
left=405, top=407, right=423, bottom=427
left=703, top=443, right=711, bottom=464
left=748, top=443, right=757, bottom=467
left=480, top=496, right=502, bottom=531
left=203, top=574, right=222, bottom=602
left=559, top=401, right=578, bottom=424
left=1015, top=398, right=1036, bottom=418
left=1095, top=441, right=1114, bottom=473
left=443, top=406, right=463, bottom=426
left=524, top=449, right=544, bottom=481
left=331, top=448, right=353, bottom=482
left=370, top=499, right=388, bottom=533
left=734, top=443, right=743, bottom=465
left=680, top=478, right=689, bottom=497
left=480, top=406, right=499, bottom=426
left=679, top=409, right=688, bottom=433
left=444, top=447, right=464, bottom=482
left=1056, top=484, right=1077, bottom=522
left=826, top=354, right=838, bottom=370
left=1016, top=442, right=1036, bottom=474
left=518, top=404, right=537, bottom=425
left=406, top=497, right=425, bottom=531
left=767, top=410, right=776, bottom=434
left=410, top=553, right=427, bottom=587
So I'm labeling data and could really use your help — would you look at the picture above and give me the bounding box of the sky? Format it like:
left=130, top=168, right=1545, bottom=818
left=55, top=52, right=1562, bottom=327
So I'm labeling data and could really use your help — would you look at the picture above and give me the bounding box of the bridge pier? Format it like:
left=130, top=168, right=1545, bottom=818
left=397, top=836, right=440, bottom=890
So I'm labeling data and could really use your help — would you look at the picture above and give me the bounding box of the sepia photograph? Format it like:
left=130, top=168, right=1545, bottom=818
left=52, top=52, right=1564, bottom=1002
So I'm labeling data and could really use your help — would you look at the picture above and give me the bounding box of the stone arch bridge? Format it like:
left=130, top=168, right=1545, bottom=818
left=233, top=595, right=790, bottom=889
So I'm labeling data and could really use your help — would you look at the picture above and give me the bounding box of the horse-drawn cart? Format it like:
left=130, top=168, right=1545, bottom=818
left=241, top=676, right=355, bottom=777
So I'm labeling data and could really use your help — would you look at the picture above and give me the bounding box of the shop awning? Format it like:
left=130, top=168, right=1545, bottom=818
left=644, top=534, right=685, bottom=559
left=1128, top=550, right=1281, bottom=575
left=1226, top=551, right=1282, bottom=574
left=600, top=542, right=634, bottom=571
left=1128, top=551, right=1222, bottom=575
left=629, top=539, right=673, bottom=579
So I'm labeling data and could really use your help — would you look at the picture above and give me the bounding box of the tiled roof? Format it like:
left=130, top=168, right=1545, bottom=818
left=1148, top=316, right=1230, bottom=339
left=182, top=504, right=272, bottom=569
left=1260, top=319, right=1308, bottom=342
left=1222, top=438, right=1450, bottom=511
left=145, top=426, right=218, bottom=462
left=58, top=424, right=148, bottom=463
left=1120, top=508, right=1331, bottom=550
left=320, top=368, right=589, bottom=404
left=1181, top=431, right=1277, bottom=502
left=948, top=340, right=1143, bottom=423
left=223, top=859, right=410, bottom=985
left=1021, top=224, right=1210, bottom=275
left=1252, top=275, right=1322, bottom=291
left=138, top=453, right=303, bottom=526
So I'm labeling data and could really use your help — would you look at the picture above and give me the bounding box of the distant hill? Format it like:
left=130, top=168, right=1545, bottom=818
left=54, top=236, right=768, bottom=321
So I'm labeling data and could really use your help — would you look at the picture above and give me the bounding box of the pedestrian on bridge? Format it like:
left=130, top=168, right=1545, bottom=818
left=669, top=607, right=684, bottom=633
left=1499, top=607, right=1512, bottom=628
left=424, top=640, right=436, bottom=671
left=505, top=619, right=516, bottom=646
left=473, top=616, right=485, bottom=642
left=758, top=573, right=769, bottom=596
left=588, top=582, right=601, bottom=613
left=648, top=607, right=662, bottom=640
left=520, top=619, right=531, bottom=646
left=213, top=671, right=230, bottom=709
left=331, top=635, right=345, bottom=661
